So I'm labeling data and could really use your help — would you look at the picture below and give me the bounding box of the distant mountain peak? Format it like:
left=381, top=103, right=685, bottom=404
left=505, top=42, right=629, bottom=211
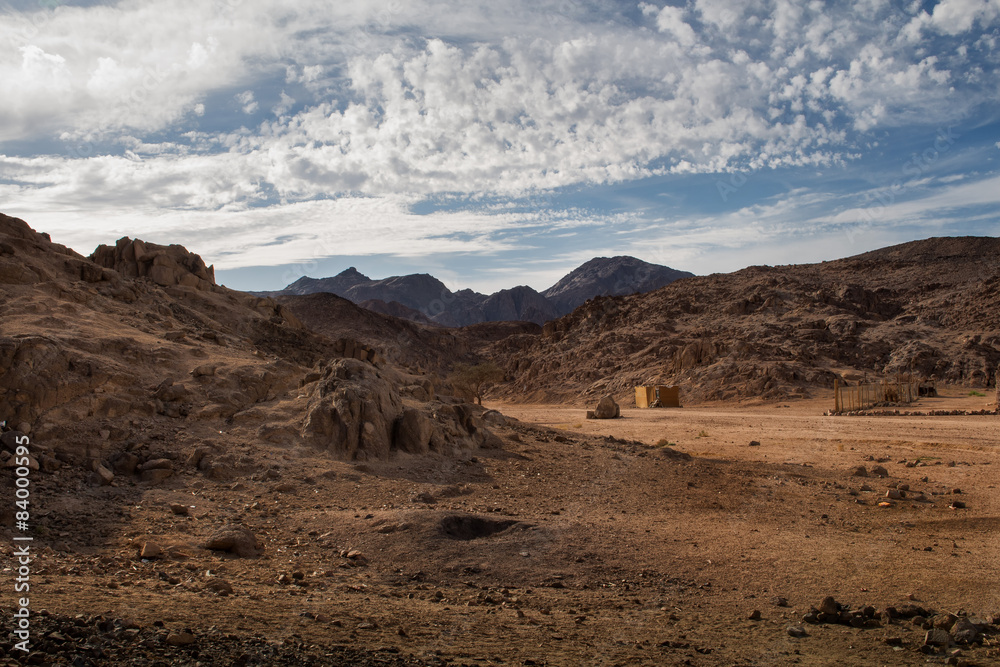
left=270, top=255, right=692, bottom=326
left=337, top=266, right=369, bottom=280
left=542, top=256, right=693, bottom=314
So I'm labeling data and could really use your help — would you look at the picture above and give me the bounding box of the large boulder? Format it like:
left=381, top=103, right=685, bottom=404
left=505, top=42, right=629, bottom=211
left=593, top=394, right=620, bottom=419
left=301, top=358, right=403, bottom=460
left=301, top=357, right=504, bottom=460
left=393, top=408, right=433, bottom=454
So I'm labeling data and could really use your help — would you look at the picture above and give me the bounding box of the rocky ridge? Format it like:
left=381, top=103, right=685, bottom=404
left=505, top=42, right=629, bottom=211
left=0, top=212, right=501, bottom=465
left=487, top=237, right=1000, bottom=404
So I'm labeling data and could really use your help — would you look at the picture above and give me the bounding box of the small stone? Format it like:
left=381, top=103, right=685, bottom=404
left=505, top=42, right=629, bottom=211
left=202, top=526, right=261, bottom=557
left=950, top=618, right=979, bottom=644
left=748, top=440, right=761, bottom=447
left=140, top=468, right=173, bottom=484
left=94, top=464, right=115, bottom=486
left=851, top=466, right=868, bottom=477
left=952, top=488, right=962, bottom=494
left=924, top=627, right=951, bottom=646
left=139, top=458, right=173, bottom=471
left=169, top=503, right=189, bottom=516
left=139, top=541, right=163, bottom=559
left=205, top=579, right=233, bottom=595
left=748, top=610, right=761, bottom=620
left=886, top=489, right=904, bottom=499
left=165, top=631, right=195, bottom=646
left=871, top=465, right=889, bottom=478
left=950, top=501, right=966, bottom=509
left=818, top=596, right=839, bottom=615
left=291, top=571, right=304, bottom=580
left=787, top=625, right=808, bottom=638
left=772, top=596, right=789, bottom=607
left=933, top=614, right=958, bottom=631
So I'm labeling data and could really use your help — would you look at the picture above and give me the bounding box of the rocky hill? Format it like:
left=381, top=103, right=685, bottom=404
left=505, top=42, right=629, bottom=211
left=542, top=255, right=694, bottom=314
left=0, top=212, right=503, bottom=467
left=264, top=257, right=689, bottom=327
left=487, top=237, right=1000, bottom=405
left=275, top=291, right=537, bottom=378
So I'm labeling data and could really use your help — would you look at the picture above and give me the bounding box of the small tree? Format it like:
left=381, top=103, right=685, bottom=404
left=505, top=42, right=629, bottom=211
left=452, top=362, right=505, bottom=405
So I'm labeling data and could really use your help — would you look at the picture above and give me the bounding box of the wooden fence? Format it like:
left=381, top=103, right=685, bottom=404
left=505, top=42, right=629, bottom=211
left=833, top=376, right=919, bottom=413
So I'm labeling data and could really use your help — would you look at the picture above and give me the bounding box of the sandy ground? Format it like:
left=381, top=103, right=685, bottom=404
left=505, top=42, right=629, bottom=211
left=3, top=387, right=1000, bottom=666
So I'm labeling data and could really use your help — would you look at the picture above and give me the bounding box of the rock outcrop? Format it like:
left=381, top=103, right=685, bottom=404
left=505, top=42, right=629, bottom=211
left=300, top=358, right=501, bottom=460
left=90, top=237, right=216, bottom=291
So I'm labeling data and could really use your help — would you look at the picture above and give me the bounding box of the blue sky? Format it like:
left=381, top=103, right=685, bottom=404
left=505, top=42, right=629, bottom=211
left=1, top=0, right=998, bottom=293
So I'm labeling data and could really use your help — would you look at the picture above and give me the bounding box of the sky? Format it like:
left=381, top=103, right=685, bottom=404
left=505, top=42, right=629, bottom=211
left=1, top=0, right=999, bottom=294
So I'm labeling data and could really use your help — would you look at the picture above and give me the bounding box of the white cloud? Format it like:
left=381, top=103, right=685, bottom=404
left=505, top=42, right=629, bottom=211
left=235, top=90, right=258, bottom=115
left=0, top=0, right=997, bottom=277
left=645, top=4, right=698, bottom=47
left=272, top=91, right=295, bottom=116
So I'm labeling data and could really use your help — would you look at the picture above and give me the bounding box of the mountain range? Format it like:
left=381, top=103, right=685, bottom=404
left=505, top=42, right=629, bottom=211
left=262, top=256, right=693, bottom=327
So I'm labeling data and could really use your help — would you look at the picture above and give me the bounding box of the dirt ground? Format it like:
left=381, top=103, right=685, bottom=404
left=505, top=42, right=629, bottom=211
left=3, top=387, right=1000, bottom=666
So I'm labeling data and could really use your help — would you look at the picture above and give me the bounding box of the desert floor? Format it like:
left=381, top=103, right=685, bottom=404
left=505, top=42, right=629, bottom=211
left=3, top=387, right=999, bottom=666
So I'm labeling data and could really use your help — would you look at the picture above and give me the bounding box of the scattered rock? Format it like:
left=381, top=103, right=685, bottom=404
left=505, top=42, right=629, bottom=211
left=871, top=465, right=889, bottom=478
left=851, top=465, right=868, bottom=477
left=94, top=464, right=115, bottom=486
left=140, top=468, right=174, bottom=484
left=205, top=579, right=234, bottom=596
left=165, top=631, right=196, bottom=646
left=748, top=440, right=761, bottom=447
left=139, top=458, right=173, bottom=471
left=170, top=503, right=190, bottom=516
left=787, top=625, right=808, bottom=638
left=202, top=526, right=261, bottom=557
left=818, top=596, right=839, bottom=615
left=139, top=541, right=163, bottom=559
left=748, top=610, right=761, bottom=620
left=950, top=618, right=979, bottom=644
left=933, top=614, right=958, bottom=631
left=924, top=627, right=951, bottom=646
